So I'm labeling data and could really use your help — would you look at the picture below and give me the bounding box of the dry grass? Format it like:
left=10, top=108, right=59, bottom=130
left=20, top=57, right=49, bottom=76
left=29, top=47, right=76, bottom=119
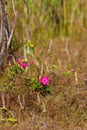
left=0, top=36, right=87, bottom=129
left=0, top=0, right=87, bottom=129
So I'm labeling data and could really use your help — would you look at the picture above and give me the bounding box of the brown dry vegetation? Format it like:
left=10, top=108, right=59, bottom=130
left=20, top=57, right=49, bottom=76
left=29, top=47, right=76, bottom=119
left=0, top=36, right=87, bottom=130
left=0, top=0, right=87, bottom=129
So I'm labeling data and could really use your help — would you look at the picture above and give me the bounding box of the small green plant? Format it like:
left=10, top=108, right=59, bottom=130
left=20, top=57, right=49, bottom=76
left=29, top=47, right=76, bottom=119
left=9, top=60, right=28, bottom=75
left=41, top=42, right=46, bottom=48
left=0, top=107, right=17, bottom=124
left=25, top=40, right=35, bottom=55
left=29, top=76, right=50, bottom=96
left=64, top=70, right=71, bottom=77
left=10, top=37, right=16, bottom=51
left=11, top=62, right=22, bottom=74
left=52, top=65, right=57, bottom=71
left=5, top=82, right=13, bottom=92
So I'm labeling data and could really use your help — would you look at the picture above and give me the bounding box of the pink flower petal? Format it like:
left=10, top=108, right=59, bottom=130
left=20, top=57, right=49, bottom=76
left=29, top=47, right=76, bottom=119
left=16, top=58, right=28, bottom=68
left=39, top=76, right=49, bottom=86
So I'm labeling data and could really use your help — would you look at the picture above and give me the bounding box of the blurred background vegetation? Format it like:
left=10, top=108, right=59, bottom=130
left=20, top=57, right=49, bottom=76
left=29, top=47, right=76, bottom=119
left=7, top=0, right=87, bottom=51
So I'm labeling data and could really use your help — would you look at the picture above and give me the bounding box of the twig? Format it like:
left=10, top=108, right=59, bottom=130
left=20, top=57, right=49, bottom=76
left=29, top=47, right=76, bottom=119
left=45, top=60, right=49, bottom=73
left=58, top=59, right=62, bottom=70
left=23, top=0, right=31, bottom=39
left=7, top=0, right=17, bottom=49
left=11, top=0, right=17, bottom=16
left=9, top=60, right=11, bottom=66
left=1, top=92, right=6, bottom=109
left=42, top=101, right=46, bottom=113
left=40, top=63, right=43, bottom=76
left=18, top=95, right=24, bottom=110
left=37, top=93, right=41, bottom=104
left=48, top=39, right=53, bottom=53
left=23, top=46, right=28, bottom=61
left=23, top=94, right=25, bottom=107
left=75, top=71, right=78, bottom=85
left=12, top=56, right=16, bottom=63
left=65, top=38, right=71, bottom=62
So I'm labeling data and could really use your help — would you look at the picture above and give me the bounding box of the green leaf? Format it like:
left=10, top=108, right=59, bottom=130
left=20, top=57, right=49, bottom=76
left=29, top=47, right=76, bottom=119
left=64, top=70, right=71, bottom=77
left=31, top=84, right=37, bottom=90
left=29, top=47, right=34, bottom=55
left=25, top=40, right=34, bottom=48
left=6, top=118, right=17, bottom=123
left=52, top=65, right=57, bottom=70
left=41, top=42, right=46, bottom=48
left=0, top=107, right=7, bottom=111
left=45, top=87, right=51, bottom=92
left=5, top=85, right=10, bottom=92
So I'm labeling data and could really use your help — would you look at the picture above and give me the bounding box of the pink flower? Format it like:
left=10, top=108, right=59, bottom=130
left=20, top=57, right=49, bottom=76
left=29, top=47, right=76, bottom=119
left=71, top=69, right=75, bottom=73
left=40, top=76, right=49, bottom=86
left=20, top=63, right=28, bottom=68
left=17, top=59, right=22, bottom=64
left=16, top=59, right=28, bottom=68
